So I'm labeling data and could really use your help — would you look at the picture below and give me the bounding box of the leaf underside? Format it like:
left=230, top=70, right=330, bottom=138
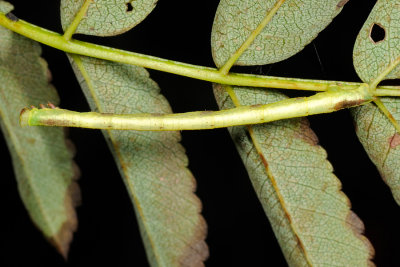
left=60, top=0, right=158, bottom=36
left=211, top=0, right=348, bottom=68
left=69, top=55, right=208, bottom=267
left=214, top=85, right=374, bottom=266
left=352, top=0, right=400, bottom=205
left=61, top=2, right=208, bottom=265
left=0, top=2, right=80, bottom=258
left=211, top=0, right=374, bottom=266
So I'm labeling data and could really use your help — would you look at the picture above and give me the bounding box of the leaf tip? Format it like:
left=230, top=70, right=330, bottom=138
left=46, top=141, right=80, bottom=260
left=48, top=172, right=81, bottom=260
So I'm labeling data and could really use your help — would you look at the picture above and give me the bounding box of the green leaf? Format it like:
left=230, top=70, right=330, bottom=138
left=211, top=0, right=372, bottom=265
left=214, top=84, right=374, bottom=266
left=68, top=55, right=208, bottom=266
left=352, top=1, right=400, bottom=205
left=352, top=98, right=400, bottom=205
left=60, top=2, right=207, bottom=264
left=60, top=0, right=158, bottom=36
left=211, top=0, right=348, bottom=67
left=0, top=0, right=13, bottom=13
left=0, top=8, right=80, bottom=258
left=353, top=0, right=400, bottom=83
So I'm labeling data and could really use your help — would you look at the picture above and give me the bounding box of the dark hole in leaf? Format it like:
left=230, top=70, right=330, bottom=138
left=370, top=23, right=386, bottom=43
left=126, top=2, right=133, bottom=12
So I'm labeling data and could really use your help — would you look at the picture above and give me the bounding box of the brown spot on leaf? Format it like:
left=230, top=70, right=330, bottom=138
left=179, top=216, right=209, bottom=267
left=48, top=164, right=80, bottom=259
left=389, top=133, right=400, bottom=148
left=48, top=131, right=82, bottom=259
left=294, top=118, right=319, bottom=146
left=174, top=172, right=208, bottom=267
left=344, top=212, right=375, bottom=266
left=346, top=211, right=365, bottom=233
left=334, top=99, right=365, bottom=110
left=337, top=0, right=349, bottom=8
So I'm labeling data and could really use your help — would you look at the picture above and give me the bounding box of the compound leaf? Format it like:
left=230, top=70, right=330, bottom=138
left=214, top=84, right=374, bottom=266
left=60, top=0, right=158, bottom=36
left=0, top=2, right=80, bottom=258
left=352, top=0, right=400, bottom=205
left=68, top=55, right=208, bottom=267
left=211, top=0, right=348, bottom=67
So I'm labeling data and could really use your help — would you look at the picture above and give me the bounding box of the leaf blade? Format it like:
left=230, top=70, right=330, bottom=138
left=69, top=55, right=208, bottom=266
left=60, top=0, right=158, bottom=36
left=352, top=98, right=400, bottom=205
left=0, top=4, right=80, bottom=257
left=211, top=0, right=373, bottom=264
left=211, top=0, right=347, bottom=67
left=352, top=0, right=400, bottom=205
left=353, top=0, right=400, bottom=83
left=214, top=84, right=374, bottom=266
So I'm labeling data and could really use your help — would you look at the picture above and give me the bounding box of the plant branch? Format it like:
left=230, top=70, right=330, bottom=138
left=0, top=12, right=398, bottom=95
left=219, top=0, right=286, bottom=75
left=63, top=0, right=93, bottom=41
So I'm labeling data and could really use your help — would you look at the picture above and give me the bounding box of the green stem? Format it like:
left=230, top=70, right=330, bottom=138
left=224, top=86, right=242, bottom=107
left=20, top=84, right=372, bottom=131
left=375, top=88, right=400, bottom=97
left=63, top=0, right=93, bottom=41
left=0, top=13, right=397, bottom=95
left=219, top=0, right=286, bottom=74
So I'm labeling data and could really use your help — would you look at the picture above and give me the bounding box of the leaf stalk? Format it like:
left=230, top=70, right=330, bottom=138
left=219, top=0, right=286, bottom=74
left=62, top=0, right=93, bottom=41
left=0, top=12, right=398, bottom=95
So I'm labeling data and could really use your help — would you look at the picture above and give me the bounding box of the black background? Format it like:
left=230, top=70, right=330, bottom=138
left=1, top=0, right=399, bottom=266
